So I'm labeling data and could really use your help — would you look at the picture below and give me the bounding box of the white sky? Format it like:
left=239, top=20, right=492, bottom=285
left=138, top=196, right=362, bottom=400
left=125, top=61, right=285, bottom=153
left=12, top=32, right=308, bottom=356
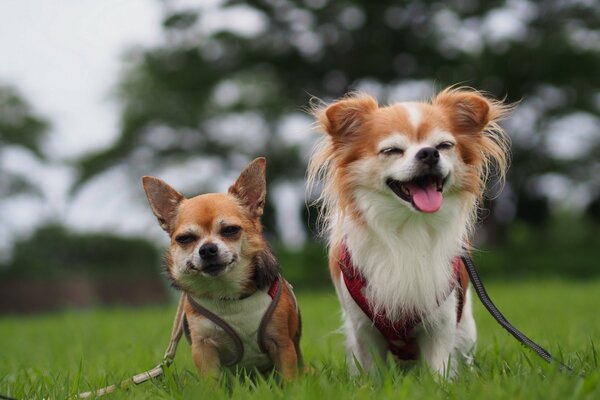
left=0, top=0, right=163, bottom=256
left=0, top=0, right=162, bottom=159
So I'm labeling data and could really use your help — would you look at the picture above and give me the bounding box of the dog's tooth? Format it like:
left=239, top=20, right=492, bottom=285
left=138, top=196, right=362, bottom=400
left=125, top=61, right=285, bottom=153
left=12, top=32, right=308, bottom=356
left=436, top=178, right=443, bottom=192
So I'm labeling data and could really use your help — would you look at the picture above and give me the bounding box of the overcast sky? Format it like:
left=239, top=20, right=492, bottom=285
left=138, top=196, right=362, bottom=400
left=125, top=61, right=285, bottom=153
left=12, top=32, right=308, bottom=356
left=0, top=0, right=308, bottom=255
left=0, top=0, right=161, bottom=158
left=0, top=1, right=164, bottom=256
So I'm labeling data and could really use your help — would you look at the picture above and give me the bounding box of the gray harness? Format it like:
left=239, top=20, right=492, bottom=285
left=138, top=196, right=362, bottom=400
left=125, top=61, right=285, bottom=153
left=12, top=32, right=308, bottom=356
left=182, top=275, right=287, bottom=366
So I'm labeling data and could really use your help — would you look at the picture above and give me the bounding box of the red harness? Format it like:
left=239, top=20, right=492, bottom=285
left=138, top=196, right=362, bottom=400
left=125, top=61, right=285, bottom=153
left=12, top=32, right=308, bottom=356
left=266, top=276, right=281, bottom=299
left=338, top=244, right=466, bottom=360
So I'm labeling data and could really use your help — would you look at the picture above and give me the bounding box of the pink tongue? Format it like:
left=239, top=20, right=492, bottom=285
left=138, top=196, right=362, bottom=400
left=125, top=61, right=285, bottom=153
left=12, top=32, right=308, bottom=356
left=405, top=182, right=443, bottom=213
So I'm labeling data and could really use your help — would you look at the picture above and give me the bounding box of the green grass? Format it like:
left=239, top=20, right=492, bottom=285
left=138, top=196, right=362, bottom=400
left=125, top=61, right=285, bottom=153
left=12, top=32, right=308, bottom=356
left=1, top=280, right=599, bottom=399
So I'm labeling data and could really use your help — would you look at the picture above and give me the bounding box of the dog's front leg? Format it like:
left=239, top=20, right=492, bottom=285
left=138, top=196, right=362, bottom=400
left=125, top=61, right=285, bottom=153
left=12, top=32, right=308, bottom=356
left=340, top=287, right=388, bottom=374
left=191, top=337, right=221, bottom=379
left=418, top=298, right=457, bottom=377
left=265, top=339, right=298, bottom=381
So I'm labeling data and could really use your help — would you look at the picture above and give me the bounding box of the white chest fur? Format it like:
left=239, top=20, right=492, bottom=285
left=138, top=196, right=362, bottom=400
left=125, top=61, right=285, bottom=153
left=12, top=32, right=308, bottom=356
left=188, top=290, right=273, bottom=370
left=338, top=190, right=473, bottom=321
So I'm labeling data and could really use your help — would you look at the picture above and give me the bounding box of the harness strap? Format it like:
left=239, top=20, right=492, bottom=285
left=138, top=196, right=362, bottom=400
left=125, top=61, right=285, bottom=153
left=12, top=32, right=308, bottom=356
left=338, top=245, right=418, bottom=359
left=339, top=244, right=465, bottom=360
left=184, top=274, right=284, bottom=366
left=186, top=293, right=246, bottom=366
left=456, top=258, right=470, bottom=322
left=258, top=275, right=284, bottom=353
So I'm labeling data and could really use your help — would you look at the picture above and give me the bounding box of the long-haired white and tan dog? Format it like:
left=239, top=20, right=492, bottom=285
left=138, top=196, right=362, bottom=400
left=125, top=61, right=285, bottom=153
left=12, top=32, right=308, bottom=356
left=308, top=88, right=510, bottom=375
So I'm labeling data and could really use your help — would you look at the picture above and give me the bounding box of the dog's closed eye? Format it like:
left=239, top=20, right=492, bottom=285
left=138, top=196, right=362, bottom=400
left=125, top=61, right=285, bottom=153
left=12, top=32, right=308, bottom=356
left=436, top=141, right=455, bottom=150
left=379, top=147, right=405, bottom=156
left=175, top=234, right=197, bottom=245
left=221, top=225, right=241, bottom=237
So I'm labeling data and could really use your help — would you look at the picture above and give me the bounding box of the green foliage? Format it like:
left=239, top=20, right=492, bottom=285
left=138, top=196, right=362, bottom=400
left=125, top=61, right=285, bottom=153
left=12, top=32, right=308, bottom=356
left=0, top=224, right=162, bottom=279
left=0, top=84, right=50, bottom=199
left=474, top=215, right=600, bottom=279
left=274, top=241, right=331, bottom=289
left=73, top=0, right=600, bottom=235
left=1, top=281, right=599, bottom=398
left=0, top=85, right=48, bottom=157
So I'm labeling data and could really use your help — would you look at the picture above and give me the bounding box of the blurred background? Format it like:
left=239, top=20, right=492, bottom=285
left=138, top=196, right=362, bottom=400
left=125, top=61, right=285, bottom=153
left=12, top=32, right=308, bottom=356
left=1, top=0, right=599, bottom=313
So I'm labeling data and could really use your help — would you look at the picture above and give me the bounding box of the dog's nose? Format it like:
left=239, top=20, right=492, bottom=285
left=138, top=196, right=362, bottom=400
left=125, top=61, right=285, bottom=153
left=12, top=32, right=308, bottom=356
left=416, top=147, right=440, bottom=166
left=199, top=243, right=219, bottom=260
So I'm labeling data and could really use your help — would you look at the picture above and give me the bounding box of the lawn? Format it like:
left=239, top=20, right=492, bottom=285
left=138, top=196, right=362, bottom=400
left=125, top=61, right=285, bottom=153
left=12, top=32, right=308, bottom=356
left=1, top=280, right=599, bottom=399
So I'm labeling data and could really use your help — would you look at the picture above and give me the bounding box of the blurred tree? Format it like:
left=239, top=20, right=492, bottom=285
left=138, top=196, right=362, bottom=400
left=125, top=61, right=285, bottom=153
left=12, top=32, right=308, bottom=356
left=0, top=224, right=169, bottom=312
left=0, top=84, right=49, bottom=198
left=0, top=224, right=161, bottom=279
left=75, top=0, right=600, bottom=240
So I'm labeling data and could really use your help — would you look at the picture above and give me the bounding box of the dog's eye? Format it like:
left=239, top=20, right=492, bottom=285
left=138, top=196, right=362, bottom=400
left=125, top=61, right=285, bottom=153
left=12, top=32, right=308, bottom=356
left=175, top=234, right=196, bottom=245
left=436, top=141, right=455, bottom=150
left=221, top=225, right=241, bottom=237
left=379, top=147, right=404, bottom=156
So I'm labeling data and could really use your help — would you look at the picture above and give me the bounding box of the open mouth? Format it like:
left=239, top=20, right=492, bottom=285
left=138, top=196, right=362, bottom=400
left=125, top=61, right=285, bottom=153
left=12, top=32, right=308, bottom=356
left=386, top=174, right=446, bottom=213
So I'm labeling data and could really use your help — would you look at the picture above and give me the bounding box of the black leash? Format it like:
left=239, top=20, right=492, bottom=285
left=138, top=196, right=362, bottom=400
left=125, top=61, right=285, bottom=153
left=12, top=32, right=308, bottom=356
left=461, top=254, right=574, bottom=372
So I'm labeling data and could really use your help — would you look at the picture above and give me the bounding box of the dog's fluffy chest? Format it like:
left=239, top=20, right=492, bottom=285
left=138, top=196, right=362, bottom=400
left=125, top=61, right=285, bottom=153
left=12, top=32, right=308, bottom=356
left=188, top=290, right=273, bottom=370
left=340, top=193, right=469, bottom=320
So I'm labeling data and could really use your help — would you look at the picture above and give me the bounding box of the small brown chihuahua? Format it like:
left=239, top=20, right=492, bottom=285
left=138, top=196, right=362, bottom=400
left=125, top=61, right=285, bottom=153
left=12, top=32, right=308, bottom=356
left=142, top=158, right=302, bottom=380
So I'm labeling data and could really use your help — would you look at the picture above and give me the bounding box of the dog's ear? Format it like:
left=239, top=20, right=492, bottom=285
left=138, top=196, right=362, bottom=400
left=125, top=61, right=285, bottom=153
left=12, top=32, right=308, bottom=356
left=142, top=176, right=185, bottom=233
left=228, top=157, right=267, bottom=218
left=252, top=245, right=281, bottom=290
left=320, top=93, right=378, bottom=138
left=433, top=88, right=500, bottom=135
left=434, top=87, right=511, bottom=191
